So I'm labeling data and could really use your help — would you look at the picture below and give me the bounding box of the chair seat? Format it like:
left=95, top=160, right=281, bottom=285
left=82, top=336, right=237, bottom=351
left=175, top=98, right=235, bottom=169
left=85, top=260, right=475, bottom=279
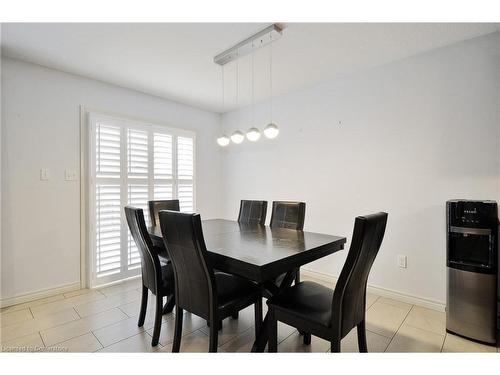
left=159, top=263, right=175, bottom=294
left=215, top=272, right=259, bottom=309
left=267, top=281, right=333, bottom=328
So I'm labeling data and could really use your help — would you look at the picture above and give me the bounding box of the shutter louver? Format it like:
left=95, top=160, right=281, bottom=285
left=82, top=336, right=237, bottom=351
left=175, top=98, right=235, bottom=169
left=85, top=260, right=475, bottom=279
left=91, top=114, right=195, bottom=286
left=177, top=136, right=194, bottom=212
left=96, top=125, right=121, bottom=178
left=154, top=133, right=173, bottom=179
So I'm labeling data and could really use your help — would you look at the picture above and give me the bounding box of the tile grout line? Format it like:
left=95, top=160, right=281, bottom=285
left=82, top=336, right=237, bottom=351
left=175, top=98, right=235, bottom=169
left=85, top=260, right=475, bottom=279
left=90, top=331, right=105, bottom=351
left=384, top=303, right=414, bottom=352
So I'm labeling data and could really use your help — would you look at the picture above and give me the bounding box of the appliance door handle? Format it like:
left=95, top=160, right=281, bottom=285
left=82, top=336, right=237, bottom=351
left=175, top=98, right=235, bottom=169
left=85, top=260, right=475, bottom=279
left=449, top=226, right=491, bottom=236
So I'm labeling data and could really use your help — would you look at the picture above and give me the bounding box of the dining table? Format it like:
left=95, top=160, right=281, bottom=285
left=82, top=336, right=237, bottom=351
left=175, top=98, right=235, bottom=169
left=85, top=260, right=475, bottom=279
left=148, top=218, right=346, bottom=352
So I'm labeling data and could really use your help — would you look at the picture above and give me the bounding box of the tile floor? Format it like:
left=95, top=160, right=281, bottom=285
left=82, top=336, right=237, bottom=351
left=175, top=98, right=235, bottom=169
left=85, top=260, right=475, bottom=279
left=1, top=275, right=499, bottom=353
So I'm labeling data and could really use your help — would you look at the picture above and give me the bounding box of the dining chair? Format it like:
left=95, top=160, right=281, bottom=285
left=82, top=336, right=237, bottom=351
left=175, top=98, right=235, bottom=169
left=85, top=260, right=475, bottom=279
left=124, top=206, right=176, bottom=347
left=270, top=201, right=306, bottom=284
left=267, top=212, right=388, bottom=353
left=159, top=210, right=263, bottom=352
left=148, top=199, right=180, bottom=227
left=237, top=200, right=268, bottom=225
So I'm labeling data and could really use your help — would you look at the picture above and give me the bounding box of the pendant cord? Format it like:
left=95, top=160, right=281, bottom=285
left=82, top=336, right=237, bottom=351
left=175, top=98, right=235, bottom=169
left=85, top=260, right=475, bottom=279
left=252, top=41, right=255, bottom=127
left=270, top=32, right=273, bottom=123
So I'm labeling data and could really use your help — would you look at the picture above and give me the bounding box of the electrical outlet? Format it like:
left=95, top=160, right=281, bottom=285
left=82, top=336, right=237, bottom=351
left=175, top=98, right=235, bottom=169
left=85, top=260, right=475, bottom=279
left=40, top=168, right=50, bottom=181
left=65, top=168, right=78, bottom=181
left=398, top=255, right=407, bottom=269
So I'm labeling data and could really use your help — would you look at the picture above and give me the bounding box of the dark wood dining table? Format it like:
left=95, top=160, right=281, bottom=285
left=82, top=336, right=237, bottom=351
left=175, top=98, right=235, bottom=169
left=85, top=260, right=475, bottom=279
left=148, top=219, right=346, bottom=352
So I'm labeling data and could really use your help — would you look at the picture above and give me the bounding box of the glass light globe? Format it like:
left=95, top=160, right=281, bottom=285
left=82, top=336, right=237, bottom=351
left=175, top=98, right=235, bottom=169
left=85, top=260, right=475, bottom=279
left=264, top=123, right=279, bottom=139
left=217, top=135, right=230, bottom=147
left=246, top=127, right=261, bottom=142
left=230, top=130, right=245, bottom=144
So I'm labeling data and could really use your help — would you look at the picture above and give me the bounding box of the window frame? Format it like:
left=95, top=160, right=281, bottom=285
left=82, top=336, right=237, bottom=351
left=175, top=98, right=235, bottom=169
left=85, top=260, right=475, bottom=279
left=87, top=111, right=196, bottom=287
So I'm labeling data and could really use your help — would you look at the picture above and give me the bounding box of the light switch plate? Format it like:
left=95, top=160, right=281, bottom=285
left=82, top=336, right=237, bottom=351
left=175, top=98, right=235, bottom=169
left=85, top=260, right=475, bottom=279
left=40, top=168, right=50, bottom=181
left=398, top=255, right=407, bottom=269
left=65, top=169, right=78, bottom=181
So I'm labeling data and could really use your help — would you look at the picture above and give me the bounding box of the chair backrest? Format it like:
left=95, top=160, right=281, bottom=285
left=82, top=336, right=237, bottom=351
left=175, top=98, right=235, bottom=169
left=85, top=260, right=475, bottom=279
left=149, top=199, right=180, bottom=227
left=270, top=201, right=306, bottom=230
left=331, top=212, right=388, bottom=338
left=159, top=210, right=216, bottom=320
left=124, top=206, right=162, bottom=294
left=237, top=200, right=268, bottom=225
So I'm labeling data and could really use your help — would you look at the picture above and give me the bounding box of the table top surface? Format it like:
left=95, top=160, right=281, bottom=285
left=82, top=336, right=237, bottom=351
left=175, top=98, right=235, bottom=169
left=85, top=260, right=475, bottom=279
left=149, top=219, right=345, bottom=275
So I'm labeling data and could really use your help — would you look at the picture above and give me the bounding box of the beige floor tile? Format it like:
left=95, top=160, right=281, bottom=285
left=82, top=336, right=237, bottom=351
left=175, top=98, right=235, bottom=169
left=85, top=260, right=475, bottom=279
left=160, top=330, right=211, bottom=353
left=278, top=331, right=330, bottom=353
left=147, top=311, right=206, bottom=346
left=220, top=327, right=257, bottom=352
left=1, top=308, right=80, bottom=343
left=366, top=301, right=409, bottom=338
left=1, top=332, right=45, bottom=352
left=98, top=332, right=160, bottom=352
left=64, top=288, right=95, bottom=298
left=93, top=314, right=163, bottom=347
left=199, top=306, right=256, bottom=346
left=1, top=308, right=33, bottom=327
left=0, top=294, right=65, bottom=314
left=98, top=279, right=142, bottom=297
left=340, top=328, right=391, bottom=353
left=442, top=333, right=497, bottom=353
left=377, top=297, right=412, bottom=312
left=404, top=306, right=445, bottom=335
left=75, top=290, right=141, bottom=317
left=366, top=293, right=379, bottom=309
left=31, top=291, right=105, bottom=318
left=40, top=308, right=127, bottom=346
left=52, top=333, right=103, bottom=353
left=386, top=323, right=444, bottom=352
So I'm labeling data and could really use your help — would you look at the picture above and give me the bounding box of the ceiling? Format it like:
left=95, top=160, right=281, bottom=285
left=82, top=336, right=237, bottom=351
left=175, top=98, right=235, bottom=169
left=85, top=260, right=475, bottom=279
left=2, top=23, right=499, bottom=113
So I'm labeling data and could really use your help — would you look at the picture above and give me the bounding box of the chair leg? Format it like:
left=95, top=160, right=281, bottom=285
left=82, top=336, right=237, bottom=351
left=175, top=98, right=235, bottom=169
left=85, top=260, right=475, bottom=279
left=209, top=316, right=219, bottom=352
left=268, top=307, right=278, bottom=352
left=357, top=319, right=368, bottom=353
left=295, top=268, right=301, bottom=284
left=172, top=306, right=183, bottom=352
left=138, top=286, right=148, bottom=327
left=331, top=337, right=341, bottom=353
left=303, top=333, right=311, bottom=345
left=151, top=294, right=163, bottom=347
left=254, top=297, right=263, bottom=339
left=162, top=294, right=175, bottom=314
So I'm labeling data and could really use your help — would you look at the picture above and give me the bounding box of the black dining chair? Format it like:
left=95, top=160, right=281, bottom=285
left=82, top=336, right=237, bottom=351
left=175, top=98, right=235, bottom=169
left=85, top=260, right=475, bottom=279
left=267, top=212, right=388, bottom=353
left=237, top=200, right=268, bottom=225
left=148, top=199, right=180, bottom=227
left=124, top=206, right=176, bottom=347
left=159, top=210, right=263, bottom=352
left=270, top=201, right=306, bottom=284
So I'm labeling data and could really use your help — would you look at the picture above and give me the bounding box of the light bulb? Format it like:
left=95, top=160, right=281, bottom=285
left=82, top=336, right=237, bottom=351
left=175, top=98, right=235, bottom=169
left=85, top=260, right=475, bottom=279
left=246, top=127, right=261, bottom=142
left=217, top=135, right=230, bottom=147
left=231, top=130, right=244, bottom=144
left=264, top=123, right=279, bottom=139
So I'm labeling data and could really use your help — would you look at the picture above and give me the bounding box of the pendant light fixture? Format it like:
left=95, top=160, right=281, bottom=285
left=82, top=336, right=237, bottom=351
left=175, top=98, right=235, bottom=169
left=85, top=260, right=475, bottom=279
left=214, top=24, right=282, bottom=147
left=264, top=30, right=279, bottom=139
left=217, top=64, right=230, bottom=146
left=246, top=41, right=261, bottom=142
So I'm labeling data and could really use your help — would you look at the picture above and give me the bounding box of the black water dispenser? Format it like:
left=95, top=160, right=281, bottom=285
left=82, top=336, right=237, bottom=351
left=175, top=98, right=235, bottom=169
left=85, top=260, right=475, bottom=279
left=446, top=200, right=499, bottom=344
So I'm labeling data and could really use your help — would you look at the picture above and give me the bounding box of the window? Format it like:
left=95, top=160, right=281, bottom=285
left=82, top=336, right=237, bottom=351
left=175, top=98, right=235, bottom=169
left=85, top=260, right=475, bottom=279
left=88, top=113, right=195, bottom=286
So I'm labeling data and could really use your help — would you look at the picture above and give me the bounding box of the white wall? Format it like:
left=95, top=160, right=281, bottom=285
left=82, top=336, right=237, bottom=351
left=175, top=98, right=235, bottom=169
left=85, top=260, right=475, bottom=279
left=220, top=32, right=500, bottom=305
left=1, top=58, right=221, bottom=301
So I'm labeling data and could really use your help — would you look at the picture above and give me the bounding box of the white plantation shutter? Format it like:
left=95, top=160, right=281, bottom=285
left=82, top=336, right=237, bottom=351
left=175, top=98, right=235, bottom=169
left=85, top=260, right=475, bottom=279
left=89, top=113, right=195, bottom=286
left=177, top=136, right=194, bottom=212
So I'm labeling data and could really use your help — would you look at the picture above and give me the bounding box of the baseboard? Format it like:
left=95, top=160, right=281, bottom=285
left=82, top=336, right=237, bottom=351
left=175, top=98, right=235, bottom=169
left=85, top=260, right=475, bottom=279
left=301, top=268, right=446, bottom=312
left=0, top=282, right=81, bottom=308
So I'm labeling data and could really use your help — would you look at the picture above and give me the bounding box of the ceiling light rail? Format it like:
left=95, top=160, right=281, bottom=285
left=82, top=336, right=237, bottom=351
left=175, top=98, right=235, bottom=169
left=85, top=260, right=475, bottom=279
left=214, top=24, right=283, bottom=66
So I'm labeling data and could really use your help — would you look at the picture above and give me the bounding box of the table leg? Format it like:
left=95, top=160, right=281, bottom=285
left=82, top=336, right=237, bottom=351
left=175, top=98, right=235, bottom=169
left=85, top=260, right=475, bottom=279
left=251, top=269, right=298, bottom=352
